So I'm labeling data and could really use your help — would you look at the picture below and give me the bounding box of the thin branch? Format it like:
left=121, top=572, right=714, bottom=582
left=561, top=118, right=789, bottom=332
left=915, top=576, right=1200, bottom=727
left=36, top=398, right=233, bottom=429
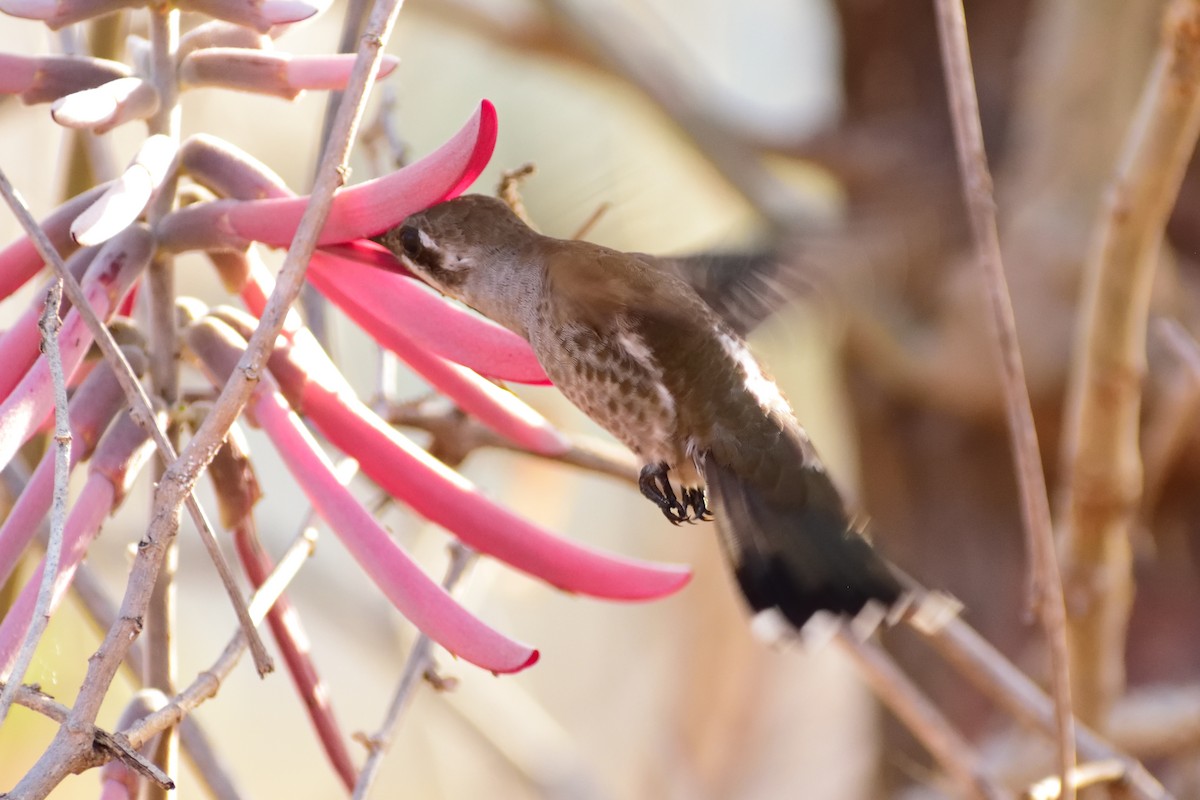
left=0, top=283, right=71, bottom=727
left=57, top=558, right=246, bottom=799
left=917, top=617, right=1171, bottom=800
left=122, top=527, right=318, bottom=750
left=0, top=682, right=173, bottom=791
left=1058, top=0, right=1200, bottom=725
left=0, top=173, right=273, bottom=678
left=4, top=0, right=404, bottom=790
left=384, top=399, right=638, bottom=482
left=143, top=9, right=184, bottom=796
left=1139, top=321, right=1200, bottom=525
left=352, top=542, right=476, bottom=799
left=1026, top=760, right=1131, bottom=800
left=834, top=629, right=1003, bottom=800
left=303, top=0, right=372, bottom=347
left=931, top=1, right=1076, bottom=793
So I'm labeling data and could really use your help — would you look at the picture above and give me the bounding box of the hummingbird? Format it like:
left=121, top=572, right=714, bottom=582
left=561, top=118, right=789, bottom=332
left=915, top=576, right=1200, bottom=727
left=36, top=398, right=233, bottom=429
left=375, top=194, right=905, bottom=630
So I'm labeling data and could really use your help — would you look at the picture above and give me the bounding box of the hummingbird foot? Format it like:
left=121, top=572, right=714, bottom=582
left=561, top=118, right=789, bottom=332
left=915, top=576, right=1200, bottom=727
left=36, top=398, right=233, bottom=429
left=681, top=487, right=713, bottom=522
left=639, top=463, right=711, bottom=524
left=638, top=462, right=688, bottom=524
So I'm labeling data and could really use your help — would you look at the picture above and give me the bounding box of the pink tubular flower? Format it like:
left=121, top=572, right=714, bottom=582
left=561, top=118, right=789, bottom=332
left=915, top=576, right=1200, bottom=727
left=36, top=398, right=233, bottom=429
left=0, top=353, right=141, bottom=591
left=71, top=135, right=178, bottom=246
left=178, top=21, right=270, bottom=60
left=180, top=133, right=291, bottom=200
left=0, top=53, right=130, bottom=104
left=51, top=76, right=159, bottom=133
left=0, top=245, right=96, bottom=402
left=0, top=226, right=150, bottom=473
left=0, top=411, right=155, bottom=677
left=185, top=316, right=540, bottom=674
left=180, top=49, right=399, bottom=99
left=157, top=100, right=498, bottom=251
left=0, top=0, right=139, bottom=31
left=231, top=251, right=563, bottom=452
left=202, top=303, right=689, bottom=602
left=306, top=249, right=550, bottom=385
left=181, top=0, right=319, bottom=32
left=173, top=123, right=549, bottom=385
left=0, top=183, right=106, bottom=300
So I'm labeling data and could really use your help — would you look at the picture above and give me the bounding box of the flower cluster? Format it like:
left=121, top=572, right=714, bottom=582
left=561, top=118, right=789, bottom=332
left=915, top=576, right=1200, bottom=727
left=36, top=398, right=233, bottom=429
left=0, top=2, right=688, bottom=790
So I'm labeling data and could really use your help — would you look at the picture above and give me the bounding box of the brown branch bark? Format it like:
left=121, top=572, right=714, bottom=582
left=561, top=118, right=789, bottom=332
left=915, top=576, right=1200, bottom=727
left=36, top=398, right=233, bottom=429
left=932, top=1, right=1076, bottom=792
left=1058, top=0, right=1200, bottom=728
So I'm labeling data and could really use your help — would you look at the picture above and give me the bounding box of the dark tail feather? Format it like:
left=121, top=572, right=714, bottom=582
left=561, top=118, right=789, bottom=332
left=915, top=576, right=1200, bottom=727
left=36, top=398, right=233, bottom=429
left=704, top=451, right=904, bottom=630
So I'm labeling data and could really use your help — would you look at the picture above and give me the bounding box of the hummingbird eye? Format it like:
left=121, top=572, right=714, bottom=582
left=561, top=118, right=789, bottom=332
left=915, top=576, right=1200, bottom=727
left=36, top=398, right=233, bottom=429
left=398, top=225, right=424, bottom=258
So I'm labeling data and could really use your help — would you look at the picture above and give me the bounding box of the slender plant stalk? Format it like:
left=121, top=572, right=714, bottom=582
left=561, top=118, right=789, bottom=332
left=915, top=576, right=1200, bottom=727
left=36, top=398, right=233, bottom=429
left=143, top=7, right=184, bottom=795
left=0, top=172, right=273, bottom=679
left=835, top=629, right=1003, bottom=799
left=2, top=0, right=405, bottom=790
left=931, top=0, right=1077, bottom=795
left=1058, top=0, right=1200, bottom=726
left=122, top=527, right=318, bottom=749
left=0, top=283, right=70, bottom=726
left=352, top=542, right=475, bottom=799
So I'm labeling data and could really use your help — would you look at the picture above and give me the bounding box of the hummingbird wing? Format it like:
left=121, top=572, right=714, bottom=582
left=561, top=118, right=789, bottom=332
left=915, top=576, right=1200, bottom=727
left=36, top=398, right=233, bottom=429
left=656, top=247, right=810, bottom=337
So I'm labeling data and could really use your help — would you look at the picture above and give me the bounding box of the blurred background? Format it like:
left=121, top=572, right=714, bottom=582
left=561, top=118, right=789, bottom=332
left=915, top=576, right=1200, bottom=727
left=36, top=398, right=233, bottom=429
left=4, top=0, right=1200, bottom=797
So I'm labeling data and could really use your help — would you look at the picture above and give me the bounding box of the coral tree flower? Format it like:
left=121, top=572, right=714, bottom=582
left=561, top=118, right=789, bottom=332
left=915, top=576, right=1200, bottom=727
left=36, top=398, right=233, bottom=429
left=184, top=315, right=540, bottom=674
left=0, top=100, right=689, bottom=682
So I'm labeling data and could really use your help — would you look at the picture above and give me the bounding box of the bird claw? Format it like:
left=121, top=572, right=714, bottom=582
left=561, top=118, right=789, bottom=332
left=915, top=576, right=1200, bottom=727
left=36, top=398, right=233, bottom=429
left=638, top=462, right=710, bottom=524
left=681, top=487, right=713, bottom=522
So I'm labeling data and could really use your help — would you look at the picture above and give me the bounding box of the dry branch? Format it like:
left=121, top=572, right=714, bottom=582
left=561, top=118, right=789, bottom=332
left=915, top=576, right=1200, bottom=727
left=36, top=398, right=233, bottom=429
left=932, top=0, right=1076, bottom=791
left=1, top=0, right=403, bottom=791
left=1058, top=0, right=1200, bottom=726
left=0, top=283, right=70, bottom=727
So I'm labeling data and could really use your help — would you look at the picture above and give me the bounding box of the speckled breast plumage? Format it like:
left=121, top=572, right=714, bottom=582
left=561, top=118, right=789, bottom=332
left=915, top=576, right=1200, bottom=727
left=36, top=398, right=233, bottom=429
left=532, top=319, right=682, bottom=471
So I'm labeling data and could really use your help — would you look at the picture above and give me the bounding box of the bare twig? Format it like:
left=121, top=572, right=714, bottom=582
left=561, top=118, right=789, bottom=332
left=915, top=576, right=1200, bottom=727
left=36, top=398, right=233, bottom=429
left=122, top=527, right=318, bottom=750
left=0, top=681, right=173, bottom=791
left=57, top=558, right=246, bottom=799
left=351, top=541, right=477, bottom=799
left=569, top=201, right=611, bottom=240
left=918, top=617, right=1171, bottom=799
left=1058, top=0, right=1200, bottom=725
left=385, top=399, right=638, bottom=482
left=143, top=11, right=185, bottom=795
left=0, top=283, right=71, bottom=727
left=1026, top=760, right=1131, bottom=800
left=496, top=162, right=538, bottom=229
left=4, top=0, right=404, bottom=792
left=834, top=629, right=1003, bottom=800
left=213, top=431, right=359, bottom=791
left=304, top=0, right=372, bottom=347
left=1141, top=321, right=1200, bottom=518
left=0, top=173, right=273, bottom=679
left=932, top=1, right=1076, bottom=792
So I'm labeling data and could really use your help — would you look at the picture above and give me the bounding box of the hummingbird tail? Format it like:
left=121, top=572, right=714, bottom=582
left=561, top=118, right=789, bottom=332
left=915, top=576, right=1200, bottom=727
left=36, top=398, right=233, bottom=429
left=703, top=450, right=905, bottom=631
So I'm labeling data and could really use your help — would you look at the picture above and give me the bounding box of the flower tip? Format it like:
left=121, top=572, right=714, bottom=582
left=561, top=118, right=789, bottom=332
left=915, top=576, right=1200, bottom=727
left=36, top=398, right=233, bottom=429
left=618, top=562, right=692, bottom=601
left=261, top=0, right=318, bottom=25
left=493, top=647, right=540, bottom=676
left=0, top=0, right=57, bottom=21
left=455, top=99, right=498, bottom=198
left=378, top=55, right=399, bottom=77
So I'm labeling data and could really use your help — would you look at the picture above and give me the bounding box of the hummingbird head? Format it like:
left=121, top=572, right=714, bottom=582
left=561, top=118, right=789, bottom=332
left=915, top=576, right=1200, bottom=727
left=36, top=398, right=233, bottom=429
left=374, top=194, right=546, bottom=336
